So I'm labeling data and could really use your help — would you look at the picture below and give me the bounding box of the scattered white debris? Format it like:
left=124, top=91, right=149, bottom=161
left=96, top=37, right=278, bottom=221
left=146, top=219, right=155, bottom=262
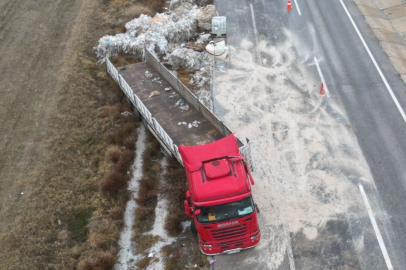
left=194, top=264, right=197, bottom=268
left=164, top=87, right=172, bottom=91
left=20, top=192, right=24, bottom=195
left=58, top=220, right=62, bottom=226
left=149, top=91, right=160, bottom=97
left=188, top=123, right=192, bottom=128
left=182, top=122, right=187, bottom=125
left=174, top=99, right=188, bottom=110
left=195, top=33, right=211, bottom=44
left=190, top=67, right=210, bottom=88
left=145, top=71, right=153, bottom=78
left=209, top=259, right=216, bottom=264
left=152, top=77, right=162, bottom=84
left=121, top=111, right=133, bottom=116
left=148, top=252, right=154, bottom=258
left=192, top=120, right=200, bottom=128
left=178, top=122, right=182, bottom=125
left=179, top=104, right=189, bottom=111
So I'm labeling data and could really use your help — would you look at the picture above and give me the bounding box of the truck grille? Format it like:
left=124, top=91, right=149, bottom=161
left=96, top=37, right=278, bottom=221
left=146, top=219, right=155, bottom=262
left=209, top=223, right=248, bottom=248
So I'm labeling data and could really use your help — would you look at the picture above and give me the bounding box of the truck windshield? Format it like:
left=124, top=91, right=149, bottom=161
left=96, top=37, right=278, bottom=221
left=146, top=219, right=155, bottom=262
left=196, top=196, right=254, bottom=224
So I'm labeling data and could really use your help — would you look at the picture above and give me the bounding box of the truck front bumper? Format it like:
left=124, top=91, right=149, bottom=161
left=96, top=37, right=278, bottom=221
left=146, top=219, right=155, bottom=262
left=199, top=232, right=261, bottom=255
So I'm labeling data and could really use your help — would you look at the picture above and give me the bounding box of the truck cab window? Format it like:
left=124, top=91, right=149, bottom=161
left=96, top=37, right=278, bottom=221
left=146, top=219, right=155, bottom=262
left=196, top=196, right=254, bottom=224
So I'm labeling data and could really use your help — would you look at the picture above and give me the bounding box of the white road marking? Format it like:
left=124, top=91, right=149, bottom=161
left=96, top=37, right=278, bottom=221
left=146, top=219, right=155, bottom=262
left=340, top=0, right=406, bottom=123
left=284, top=225, right=296, bottom=270
left=250, top=3, right=262, bottom=64
left=293, top=0, right=301, bottom=16
left=314, top=57, right=330, bottom=96
left=359, top=184, right=394, bottom=270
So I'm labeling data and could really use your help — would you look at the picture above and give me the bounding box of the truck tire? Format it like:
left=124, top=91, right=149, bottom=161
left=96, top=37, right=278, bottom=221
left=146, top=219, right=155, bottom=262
left=190, top=219, right=197, bottom=235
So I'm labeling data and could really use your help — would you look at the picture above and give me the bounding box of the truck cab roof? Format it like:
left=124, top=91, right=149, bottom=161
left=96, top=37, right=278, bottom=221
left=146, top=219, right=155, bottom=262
left=178, top=135, right=251, bottom=205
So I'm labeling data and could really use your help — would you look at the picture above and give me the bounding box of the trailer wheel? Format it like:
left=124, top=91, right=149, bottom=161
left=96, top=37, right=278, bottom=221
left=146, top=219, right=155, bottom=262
left=190, top=219, right=197, bottom=235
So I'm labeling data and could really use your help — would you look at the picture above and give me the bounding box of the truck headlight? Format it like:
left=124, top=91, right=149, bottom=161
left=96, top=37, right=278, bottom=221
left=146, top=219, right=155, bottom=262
left=250, top=232, right=260, bottom=240
left=202, top=244, right=212, bottom=248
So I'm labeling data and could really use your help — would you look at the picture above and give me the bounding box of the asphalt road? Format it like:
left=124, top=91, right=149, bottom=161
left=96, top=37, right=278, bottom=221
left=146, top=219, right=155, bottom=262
left=213, top=0, right=406, bottom=269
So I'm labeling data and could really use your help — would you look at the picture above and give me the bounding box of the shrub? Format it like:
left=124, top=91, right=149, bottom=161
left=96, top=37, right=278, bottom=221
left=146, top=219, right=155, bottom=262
left=123, top=137, right=136, bottom=150
left=77, top=248, right=116, bottom=270
left=108, top=205, right=124, bottom=220
left=136, top=177, right=158, bottom=206
left=114, top=150, right=135, bottom=174
left=164, top=212, right=183, bottom=236
left=100, top=171, right=127, bottom=194
left=106, top=145, right=121, bottom=163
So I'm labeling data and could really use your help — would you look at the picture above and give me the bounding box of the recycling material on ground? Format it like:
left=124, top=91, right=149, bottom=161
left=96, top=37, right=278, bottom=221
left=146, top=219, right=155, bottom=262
left=97, top=1, right=226, bottom=109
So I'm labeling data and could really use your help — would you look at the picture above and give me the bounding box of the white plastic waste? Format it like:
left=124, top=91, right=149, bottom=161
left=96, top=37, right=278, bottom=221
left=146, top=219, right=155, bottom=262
left=96, top=4, right=217, bottom=59
left=145, top=71, right=152, bottom=78
left=192, top=120, right=200, bottom=127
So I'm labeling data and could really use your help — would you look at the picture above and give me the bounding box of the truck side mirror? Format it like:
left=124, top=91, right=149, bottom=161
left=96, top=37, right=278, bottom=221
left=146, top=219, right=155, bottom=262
left=255, top=203, right=260, bottom=214
left=194, top=209, right=201, bottom=216
left=184, top=200, right=192, bottom=217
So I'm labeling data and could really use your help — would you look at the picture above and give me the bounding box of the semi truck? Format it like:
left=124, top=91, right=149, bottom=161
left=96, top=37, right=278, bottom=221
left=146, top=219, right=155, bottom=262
left=179, top=134, right=261, bottom=255
left=107, top=49, right=259, bottom=255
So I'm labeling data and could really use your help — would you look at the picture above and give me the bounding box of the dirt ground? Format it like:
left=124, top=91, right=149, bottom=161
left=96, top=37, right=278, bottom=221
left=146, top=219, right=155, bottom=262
left=0, top=0, right=84, bottom=237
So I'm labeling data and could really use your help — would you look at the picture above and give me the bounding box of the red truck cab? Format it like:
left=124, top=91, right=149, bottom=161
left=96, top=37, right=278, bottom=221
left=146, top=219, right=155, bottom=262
left=179, top=134, right=261, bottom=255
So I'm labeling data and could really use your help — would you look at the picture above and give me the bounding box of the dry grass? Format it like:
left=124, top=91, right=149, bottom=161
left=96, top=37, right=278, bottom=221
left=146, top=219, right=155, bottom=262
left=111, top=54, right=141, bottom=67
left=106, top=145, right=122, bottom=163
left=161, top=231, right=208, bottom=270
left=132, top=131, right=162, bottom=236
left=123, top=137, right=136, bottom=150
left=77, top=248, right=117, bottom=270
left=102, top=0, right=164, bottom=33
left=108, top=205, right=125, bottom=221
left=161, top=158, right=189, bottom=236
left=125, top=4, right=155, bottom=18
left=100, top=171, right=128, bottom=194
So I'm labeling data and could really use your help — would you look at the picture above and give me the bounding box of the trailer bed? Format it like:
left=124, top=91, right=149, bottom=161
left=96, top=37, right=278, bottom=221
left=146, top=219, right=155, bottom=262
left=117, top=62, right=223, bottom=146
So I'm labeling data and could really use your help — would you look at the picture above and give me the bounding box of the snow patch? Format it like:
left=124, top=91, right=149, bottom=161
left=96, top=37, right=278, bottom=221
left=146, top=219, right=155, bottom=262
left=145, top=158, right=175, bottom=270
left=114, top=125, right=147, bottom=270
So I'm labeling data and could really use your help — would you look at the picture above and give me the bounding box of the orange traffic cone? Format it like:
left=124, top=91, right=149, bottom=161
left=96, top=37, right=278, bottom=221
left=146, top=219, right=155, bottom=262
left=287, top=0, right=292, bottom=9
left=319, top=83, right=325, bottom=96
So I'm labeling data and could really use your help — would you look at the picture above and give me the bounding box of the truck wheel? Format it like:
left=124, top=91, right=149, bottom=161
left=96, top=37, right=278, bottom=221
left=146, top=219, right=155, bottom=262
left=190, top=219, right=197, bottom=235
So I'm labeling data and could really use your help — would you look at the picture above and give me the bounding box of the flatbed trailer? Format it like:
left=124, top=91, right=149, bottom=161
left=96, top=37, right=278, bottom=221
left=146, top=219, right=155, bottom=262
left=105, top=49, right=254, bottom=170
